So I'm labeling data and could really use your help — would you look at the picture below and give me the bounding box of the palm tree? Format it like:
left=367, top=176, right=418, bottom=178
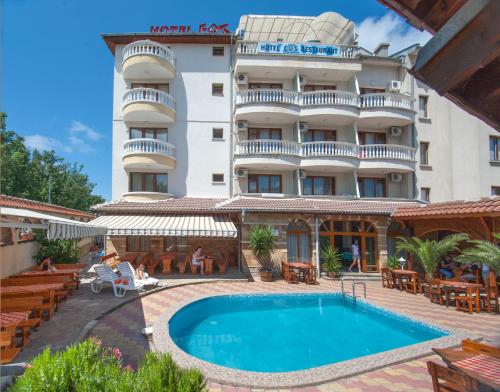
left=396, top=233, right=468, bottom=280
left=455, top=233, right=500, bottom=274
left=249, top=225, right=278, bottom=272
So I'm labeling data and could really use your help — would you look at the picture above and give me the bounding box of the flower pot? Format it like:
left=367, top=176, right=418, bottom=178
left=327, top=272, right=337, bottom=278
left=260, top=270, right=273, bottom=282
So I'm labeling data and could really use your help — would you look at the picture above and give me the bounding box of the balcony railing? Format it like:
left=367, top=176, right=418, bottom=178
left=360, top=93, right=413, bottom=110
left=123, top=88, right=176, bottom=110
left=123, top=138, right=176, bottom=159
left=235, top=141, right=416, bottom=161
left=236, top=41, right=357, bottom=58
left=301, top=90, right=360, bottom=107
left=235, top=89, right=300, bottom=105
left=122, top=40, right=175, bottom=67
left=234, top=140, right=301, bottom=156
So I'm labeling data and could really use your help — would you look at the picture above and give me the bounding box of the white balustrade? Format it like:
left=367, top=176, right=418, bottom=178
left=358, top=144, right=415, bottom=161
left=235, top=41, right=357, bottom=58
left=301, top=142, right=358, bottom=157
left=123, top=88, right=176, bottom=110
left=300, top=90, right=360, bottom=107
left=360, top=93, right=413, bottom=110
left=122, top=40, right=175, bottom=67
left=234, top=140, right=301, bottom=156
left=236, top=89, right=299, bottom=105
left=123, top=138, right=176, bottom=159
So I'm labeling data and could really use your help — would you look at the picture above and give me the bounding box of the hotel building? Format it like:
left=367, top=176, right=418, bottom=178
left=94, top=12, right=499, bottom=275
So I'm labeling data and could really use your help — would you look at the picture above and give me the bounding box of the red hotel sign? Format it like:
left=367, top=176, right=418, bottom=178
left=150, top=23, right=230, bottom=34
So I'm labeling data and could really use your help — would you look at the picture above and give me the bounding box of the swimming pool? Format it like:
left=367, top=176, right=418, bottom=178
left=169, top=293, right=448, bottom=373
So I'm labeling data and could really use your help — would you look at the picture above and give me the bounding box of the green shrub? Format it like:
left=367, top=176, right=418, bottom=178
left=386, top=255, right=401, bottom=269
left=321, top=246, right=343, bottom=276
left=10, top=339, right=207, bottom=392
left=33, top=229, right=80, bottom=264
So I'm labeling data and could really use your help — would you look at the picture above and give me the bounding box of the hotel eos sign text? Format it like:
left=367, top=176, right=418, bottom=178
left=150, top=23, right=230, bottom=34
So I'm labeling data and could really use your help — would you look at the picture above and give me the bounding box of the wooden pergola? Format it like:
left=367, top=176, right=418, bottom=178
left=392, top=198, right=500, bottom=240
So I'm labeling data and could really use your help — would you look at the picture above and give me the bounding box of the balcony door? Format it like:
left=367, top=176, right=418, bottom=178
left=131, top=83, right=169, bottom=93
left=248, top=128, right=281, bottom=140
left=130, top=128, right=168, bottom=142
left=303, top=85, right=336, bottom=91
left=303, top=129, right=336, bottom=143
left=358, top=131, right=386, bottom=145
left=248, top=83, right=283, bottom=90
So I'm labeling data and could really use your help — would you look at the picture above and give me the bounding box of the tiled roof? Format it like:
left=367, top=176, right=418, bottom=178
left=392, top=197, right=500, bottom=219
left=0, top=194, right=95, bottom=219
left=92, top=198, right=226, bottom=213
left=216, top=196, right=419, bottom=215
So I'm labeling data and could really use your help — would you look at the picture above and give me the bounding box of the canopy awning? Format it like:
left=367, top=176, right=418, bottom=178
left=90, top=214, right=238, bottom=238
left=0, top=206, right=108, bottom=240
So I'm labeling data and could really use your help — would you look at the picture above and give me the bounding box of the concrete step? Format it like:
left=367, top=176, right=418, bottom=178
left=322, top=272, right=381, bottom=281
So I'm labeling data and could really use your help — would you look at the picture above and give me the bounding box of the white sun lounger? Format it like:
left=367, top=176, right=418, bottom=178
left=116, top=262, right=160, bottom=288
left=91, top=264, right=142, bottom=297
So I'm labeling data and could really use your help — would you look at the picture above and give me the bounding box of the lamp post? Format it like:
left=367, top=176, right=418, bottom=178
left=398, top=256, right=406, bottom=270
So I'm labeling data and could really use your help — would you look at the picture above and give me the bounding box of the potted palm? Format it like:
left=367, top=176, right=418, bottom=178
left=321, top=246, right=343, bottom=278
left=386, top=255, right=401, bottom=269
left=455, top=233, right=500, bottom=284
left=396, top=233, right=468, bottom=281
left=249, top=225, right=278, bottom=282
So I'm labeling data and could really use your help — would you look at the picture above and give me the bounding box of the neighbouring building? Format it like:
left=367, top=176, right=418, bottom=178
left=94, top=12, right=499, bottom=275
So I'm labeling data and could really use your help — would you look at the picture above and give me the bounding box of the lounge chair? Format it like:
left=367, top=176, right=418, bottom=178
left=91, top=265, right=140, bottom=298
left=116, top=262, right=159, bottom=287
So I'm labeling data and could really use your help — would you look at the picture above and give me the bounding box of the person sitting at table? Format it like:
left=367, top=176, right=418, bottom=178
left=460, top=263, right=480, bottom=283
left=192, top=246, right=205, bottom=275
left=438, top=256, right=454, bottom=279
left=39, top=256, right=58, bottom=272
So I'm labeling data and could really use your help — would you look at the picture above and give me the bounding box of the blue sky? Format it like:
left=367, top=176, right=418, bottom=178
left=2, top=0, right=430, bottom=201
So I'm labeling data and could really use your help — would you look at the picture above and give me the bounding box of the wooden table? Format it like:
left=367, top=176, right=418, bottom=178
left=288, top=263, right=314, bottom=282
left=17, top=269, right=81, bottom=289
left=440, top=281, right=482, bottom=313
left=204, top=256, right=214, bottom=274
left=390, top=269, right=418, bottom=291
left=434, top=348, right=500, bottom=390
left=159, top=254, right=176, bottom=274
left=0, top=311, right=31, bottom=348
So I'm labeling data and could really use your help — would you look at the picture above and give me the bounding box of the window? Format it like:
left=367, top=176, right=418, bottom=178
left=490, top=136, right=500, bottom=161
left=419, top=95, right=428, bottom=118
left=302, top=176, right=335, bottom=196
left=212, top=46, right=224, bottom=56
left=129, top=173, right=168, bottom=193
left=303, top=85, right=336, bottom=91
left=131, top=83, right=169, bottom=93
left=421, top=187, right=430, bottom=202
left=212, top=128, right=223, bottom=139
left=126, top=236, right=150, bottom=252
left=492, top=187, right=500, bottom=196
left=130, top=128, right=168, bottom=142
left=212, top=173, right=224, bottom=183
left=212, top=83, right=223, bottom=96
left=248, top=174, right=282, bottom=193
left=302, top=129, right=336, bottom=142
left=164, top=236, right=187, bottom=252
left=360, top=87, right=385, bottom=94
left=248, top=83, right=283, bottom=89
left=420, top=142, right=430, bottom=165
left=287, top=220, right=311, bottom=262
left=1, top=227, right=13, bottom=246
left=248, top=128, right=281, bottom=140
left=358, top=131, right=386, bottom=145
left=358, top=177, right=386, bottom=198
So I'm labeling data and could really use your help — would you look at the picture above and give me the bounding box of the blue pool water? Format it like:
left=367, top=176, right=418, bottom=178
left=169, top=293, right=447, bottom=372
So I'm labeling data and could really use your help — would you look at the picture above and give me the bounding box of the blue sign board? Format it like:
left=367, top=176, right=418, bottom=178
left=257, top=42, right=340, bottom=57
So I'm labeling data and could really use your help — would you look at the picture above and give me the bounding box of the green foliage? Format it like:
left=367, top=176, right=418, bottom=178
left=33, top=230, right=80, bottom=264
left=320, top=246, right=343, bottom=275
left=11, top=339, right=207, bottom=392
left=455, top=233, right=500, bottom=273
left=396, top=233, right=468, bottom=279
left=0, top=112, right=104, bottom=211
left=249, top=225, right=278, bottom=271
left=386, top=255, right=401, bottom=269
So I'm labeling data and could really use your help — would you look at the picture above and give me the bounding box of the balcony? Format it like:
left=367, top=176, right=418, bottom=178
left=300, top=90, right=360, bottom=125
left=301, top=142, right=358, bottom=171
left=358, top=144, right=416, bottom=173
left=122, top=40, right=175, bottom=80
left=234, top=140, right=301, bottom=169
left=235, top=89, right=300, bottom=122
left=122, top=138, right=176, bottom=172
left=122, top=88, right=176, bottom=124
left=358, top=93, right=415, bottom=127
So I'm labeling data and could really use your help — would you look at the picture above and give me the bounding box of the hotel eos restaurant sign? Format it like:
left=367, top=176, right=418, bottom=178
left=257, top=42, right=340, bottom=57
left=150, top=23, right=230, bottom=34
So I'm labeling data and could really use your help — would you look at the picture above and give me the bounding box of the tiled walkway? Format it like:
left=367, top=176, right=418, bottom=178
left=88, top=279, right=500, bottom=392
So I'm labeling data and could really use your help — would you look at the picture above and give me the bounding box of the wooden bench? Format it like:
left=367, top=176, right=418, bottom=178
left=0, top=286, right=58, bottom=318
left=0, top=296, right=52, bottom=321
left=0, top=331, right=20, bottom=364
left=2, top=276, right=75, bottom=297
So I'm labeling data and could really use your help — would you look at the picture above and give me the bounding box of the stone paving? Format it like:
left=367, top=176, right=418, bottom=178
left=86, top=279, right=499, bottom=392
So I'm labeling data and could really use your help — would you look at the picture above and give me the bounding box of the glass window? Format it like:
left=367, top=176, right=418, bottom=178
left=156, top=174, right=168, bottom=193
left=1, top=227, right=13, bottom=245
left=303, top=130, right=336, bottom=142
left=270, top=176, right=281, bottom=193
left=490, top=137, right=500, bottom=161
left=302, top=178, right=313, bottom=195
left=419, top=96, right=428, bottom=118
left=130, top=128, right=142, bottom=139
left=130, top=173, right=142, bottom=192
left=129, top=128, right=168, bottom=141
left=126, top=236, right=150, bottom=252
left=358, top=177, right=386, bottom=198
left=129, top=173, right=168, bottom=193
left=248, top=175, right=282, bottom=193
left=421, top=187, right=430, bottom=202
left=212, top=47, right=224, bottom=56
left=156, top=130, right=168, bottom=143
left=248, top=176, right=258, bottom=193
left=212, top=128, right=223, bottom=139
left=491, top=187, right=500, bottom=196
left=287, top=220, right=311, bottom=262
left=359, top=131, right=386, bottom=145
left=248, top=83, right=283, bottom=89
left=248, top=128, right=281, bottom=140
left=303, top=85, right=336, bottom=91
left=212, top=84, right=223, bottom=95
left=212, top=174, right=224, bottom=183
left=144, top=174, right=154, bottom=192
left=131, top=83, right=169, bottom=93
left=420, top=142, right=429, bottom=165
left=301, top=176, right=334, bottom=196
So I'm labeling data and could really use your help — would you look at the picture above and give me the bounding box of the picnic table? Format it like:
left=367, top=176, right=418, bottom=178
left=17, top=269, right=82, bottom=289
left=433, top=348, right=500, bottom=390
left=440, top=281, right=482, bottom=313
left=288, top=263, right=315, bottom=283
left=0, top=283, right=64, bottom=295
left=0, top=311, right=31, bottom=348
left=390, top=269, right=419, bottom=291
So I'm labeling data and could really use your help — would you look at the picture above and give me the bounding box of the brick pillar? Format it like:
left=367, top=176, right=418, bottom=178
left=376, top=223, right=389, bottom=268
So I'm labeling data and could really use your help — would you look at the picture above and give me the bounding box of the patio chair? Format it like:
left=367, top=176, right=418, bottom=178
left=281, top=262, right=298, bottom=284
left=177, top=256, right=188, bottom=274
left=381, top=267, right=394, bottom=288
left=461, top=339, right=500, bottom=358
left=480, top=271, right=499, bottom=313
left=116, top=262, right=159, bottom=287
left=91, top=265, right=139, bottom=298
left=305, top=265, right=318, bottom=285
left=0, top=331, right=20, bottom=365
left=217, top=252, right=229, bottom=275
left=426, top=361, right=479, bottom=392
left=429, top=279, right=445, bottom=305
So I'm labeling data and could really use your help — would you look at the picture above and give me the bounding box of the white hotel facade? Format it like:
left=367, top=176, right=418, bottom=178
left=96, top=12, right=499, bottom=274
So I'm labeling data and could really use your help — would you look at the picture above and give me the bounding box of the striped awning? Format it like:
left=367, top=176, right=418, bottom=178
left=90, top=214, right=238, bottom=238
left=0, top=207, right=107, bottom=240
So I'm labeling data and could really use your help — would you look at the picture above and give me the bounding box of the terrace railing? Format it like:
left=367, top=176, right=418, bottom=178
left=123, top=138, right=176, bottom=159
left=122, top=40, right=175, bottom=67
left=360, top=93, right=413, bottom=111
left=123, top=88, right=176, bottom=111
left=234, top=140, right=301, bottom=156
left=358, top=144, right=416, bottom=161
left=301, top=142, right=358, bottom=158
left=300, top=90, right=360, bottom=107
left=235, top=89, right=300, bottom=105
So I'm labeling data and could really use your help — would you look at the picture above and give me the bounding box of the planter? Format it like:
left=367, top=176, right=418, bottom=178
left=327, top=272, right=339, bottom=278
left=260, top=270, right=273, bottom=282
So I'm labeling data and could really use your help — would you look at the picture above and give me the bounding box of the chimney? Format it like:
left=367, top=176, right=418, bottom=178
left=374, top=42, right=390, bottom=57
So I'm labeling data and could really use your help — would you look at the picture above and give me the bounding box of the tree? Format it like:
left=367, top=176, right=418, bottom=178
left=455, top=233, right=500, bottom=273
left=396, top=234, right=468, bottom=280
left=249, top=226, right=278, bottom=272
left=0, top=112, right=105, bottom=211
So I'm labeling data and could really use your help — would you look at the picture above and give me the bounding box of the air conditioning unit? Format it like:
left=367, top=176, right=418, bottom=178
left=390, top=173, right=403, bottom=182
left=389, top=126, right=403, bottom=137
left=299, top=75, right=307, bottom=86
left=236, top=168, right=248, bottom=178
left=236, top=73, right=248, bottom=85
left=299, top=170, right=307, bottom=179
left=298, top=122, right=309, bottom=133
left=389, top=80, right=402, bottom=92
left=236, top=121, right=248, bottom=132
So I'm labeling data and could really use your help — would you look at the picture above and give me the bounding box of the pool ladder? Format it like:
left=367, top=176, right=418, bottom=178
left=340, top=279, right=366, bottom=300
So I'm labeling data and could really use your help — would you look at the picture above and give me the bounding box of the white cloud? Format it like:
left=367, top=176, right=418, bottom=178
left=357, top=13, right=431, bottom=55
left=25, top=134, right=73, bottom=153
left=69, top=120, right=103, bottom=141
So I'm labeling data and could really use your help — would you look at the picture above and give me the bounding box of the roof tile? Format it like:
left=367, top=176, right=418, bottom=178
left=392, top=197, right=500, bottom=218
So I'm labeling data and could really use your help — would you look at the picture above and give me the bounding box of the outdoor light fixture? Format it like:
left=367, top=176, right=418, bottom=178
left=398, top=256, right=406, bottom=270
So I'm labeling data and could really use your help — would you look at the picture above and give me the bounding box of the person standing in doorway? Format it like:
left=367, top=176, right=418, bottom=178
left=349, top=240, right=361, bottom=272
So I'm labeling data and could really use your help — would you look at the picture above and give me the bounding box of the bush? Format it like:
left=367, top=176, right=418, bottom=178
left=10, top=339, right=207, bottom=392
left=33, top=230, right=80, bottom=264
left=386, top=255, right=401, bottom=269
